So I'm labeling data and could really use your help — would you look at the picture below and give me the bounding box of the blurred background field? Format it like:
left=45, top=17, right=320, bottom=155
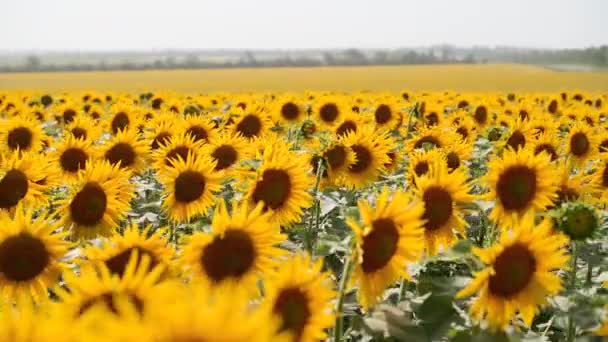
left=1, top=64, right=607, bottom=93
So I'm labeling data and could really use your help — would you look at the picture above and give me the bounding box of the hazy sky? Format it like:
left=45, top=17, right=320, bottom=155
left=2, top=0, right=606, bottom=51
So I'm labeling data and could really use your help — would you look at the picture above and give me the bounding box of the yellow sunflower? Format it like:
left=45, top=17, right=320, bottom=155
left=591, top=157, right=608, bottom=204
left=414, top=161, right=475, bottom=255
left=181, top=114, right=217, bottom=144
left=552, top=162, right=596, bottom=207
left=50, top=135, right=96, bottom=180
left=83, top=222, right=174, bottom=278
left=334, top=110, right=363, bottom=138
left=66, top=115, right=103, bottom=142
left=229, top=106, right=273, bottom=140
left=530, top=132, right=561, bottom=162
left=59, top=160, right=134, bottom=239
left=406, top=148, right=445, bottom=186
left=273, top=96, right=307, bottom=126
left=107, top=102, right=141, bottom=135
left=338, top=127, right=391, bottom=189
left=101, top=128, right=149, bottom=174
left=182, top=200, right=285, bottom=293
left=0, top=116, right=45, bottom=154
left=348, top=189, right=425, bottom=310
left=157, top=153, right=223, bottom=223
left=566, top=122, right=598, bottom=168
left=312, top=97, right=347, bottom=128
left=263, top=253, right=336, bottom=342
left=0, top=205, right=69, bottom=303
left=0, top=151, right=52, bottom=211
left=151, top=132, right=206, bottom=171
left=484, top=148, right=558, bottom=227
left=245, top=144, right=314, bottom=226
left=441, top=139, right=473, bottom=173
left=407, top=125, right=459, bottom=151
left=207, top=132, right=253, bottom=174
left=371, top=100, right=401, bottom=130
left=456, top=217, right=569, bottom=330
left=143, top=113, right=182, bottom=151
left=501, top=118, right=534, bottom=152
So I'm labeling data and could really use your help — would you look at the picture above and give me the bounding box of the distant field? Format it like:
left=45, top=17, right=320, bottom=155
left=1, top=64, right=607, bottom=92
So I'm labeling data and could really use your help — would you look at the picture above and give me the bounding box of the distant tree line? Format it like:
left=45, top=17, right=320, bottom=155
left=1, top=45, right=606, bottom=73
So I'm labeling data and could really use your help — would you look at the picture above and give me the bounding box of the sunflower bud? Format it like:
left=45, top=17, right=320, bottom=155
left=555, top=202, right=599, bottom=241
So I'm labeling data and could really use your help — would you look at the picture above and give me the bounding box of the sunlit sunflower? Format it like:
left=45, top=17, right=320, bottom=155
left=441, top=139, right=473, bottom=173
left=566, top=122, right=598, bottom=168
left=551, top=162, right=596, bottom=207
left=530, top=132, right=561, bottom=162
left=84, top=222, right=174, bottom=278
left=0, top=205, right=69, bottom=303
left=0, top=152, right=51, bottom=211
left=472, top=101, right=492, bottom=130
left=229, top=106, right=273, bottom=140
left=597, top=130, right=608, bottom=153
left=245, top=145, right=314, bottom=226
left=151, top=132, right=206, bottom=171
left=312, top=97, right=347, bottom=128
left=422, top=104, right=443, bottom=127
left=101, top=128, right=149, bottom=174
left=274, top=96, right=307, bottom=126
left=157, top=153, right=223, bottom=223
left=407, top=125, right=459, bottom=151
left=500, top=118, right=534, bottom=152
left=263, top=253, right=336, bottom=341
left=207, top=132, right=253, bottom=175
left=449, top=114, right=478, bottom=143
left=528, top=111, right=560, bottom=138
left=372, top=101, right=401, bottom=130
left=59, top=160, right=134, bottom=239
left=86, top=103, right=105, bottom=121
left=348, top=188, right=425, bottom=310
left=50, top=135, right=96, bottom=180
left=484, top=148, right=558, bottom=228
left=107, top=102, right=141, bottom=135
left=182, top=200, right=285, bottom=292
left=143, top=112, right=182, bottom=151
left=414, top=161, right=475, bottom=255
left=181, top=114, right=217, bottom=144
left=0, top=116, right=45, bottom=154
left=142, top=281, right=282, bottom=342
left=338, top=127, right=391, bottom=189
left=591, top=157, right=608, bottom=204
left=334, top=110, right=363, bottom=138
left=54, top=101, right=80, bottom=124
left=456, top=217, right=569, bottom=330
left=66, top=115, right=102, bottom=142
left=56, top=251, right=164, bottom=320
left=406, top=148, right=445, bottom=186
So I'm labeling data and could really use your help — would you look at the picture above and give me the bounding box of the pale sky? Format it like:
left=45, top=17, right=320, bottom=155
left=1, top=0, right=606, bottom=51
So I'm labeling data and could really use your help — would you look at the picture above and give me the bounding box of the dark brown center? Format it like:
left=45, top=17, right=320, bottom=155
left=496, top=166, right=537, bottom=211
left=488, top=243, right=536, bottom=298
left=252, top=169, right=291, bottom=210
left=320, top=103, right=339, bottom=123
left=361, top=218, right=399, bottom=273
left=336, top=120, right=357, bottom=137
left=506, top=130, right=526, bottom=151
left=7, top=127, right=33, bottom=151
left=0, top=233, right=49, bottom=281
left=273, top=287, right=311, bottom=339
left=111, top=112, right=129, bottom=134
left=174, top=171, right=206, bottom=203
left=422, top=187, right=453, bottom=231
left=0, top=169, right=29, bottom=209
left=60, top=148, right=88, bottom=173
left=236, top=114, right=262, bottom=138
left=349, top=144, right=372, bottom=174
left=211, top=145, right=238, bottom=171
left=70, top=182, right=107, bottom=226
left=375, top=104, right=392, bottom=125
left=105, top=143, right=136, bottom=168
left=201, top=230, right=255, bottom=282
left=281, top=102, right=300, bottom=120
left=570, top=132, right=590, bottom=156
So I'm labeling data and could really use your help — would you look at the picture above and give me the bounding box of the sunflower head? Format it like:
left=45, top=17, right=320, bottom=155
left=554, top=202, right=600, bottom=241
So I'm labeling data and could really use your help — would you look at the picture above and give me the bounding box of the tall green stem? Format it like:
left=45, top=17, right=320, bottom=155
left=567, top=242, right=578, bottom=342
left=334, top=239, right=355, bottom=342
left=305, top=158, right=324, bottom=255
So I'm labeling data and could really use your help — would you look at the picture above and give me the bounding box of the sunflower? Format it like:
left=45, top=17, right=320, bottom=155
left=263, top=253, right=336, bottom=341
left=182, top=200, right=285, bottom=292
left=501, top=118, right=534, bottom=152
left=566, top=122, right=598, bottom=168
left=334, top=110, right=363, bottom=138
left=143, top=112, right=182, bottom=151
left=151, top=132, right=206, bottom=171
left=245, top=145, right=314, bottom=226
left=207, top=132, right=253, bottom=174
left=552, top=162, right=596, bottom=207
left=407, top=125, right=458, bottom=151
left=0, top=305, right=77, bottom=342
left=422, top=104, right=443, bottom=127
left=274, top=96, right=307, bottom=125
left=472, top=101, right=492, bottom=130
left=84, top=222, right=174, bottom=278
left=108, top=102, right=141, bottom=135
left=51, top=135, right=96, bottom=180
left=449, top=114, right=478, bottom=143
left=65, top=115, right=102, bottom=142
left=59, top=160, right=134, bottom=239
left=456, top=217, right=569, bottom=330
left=0, top=205, right=69, bottom=303
left=338, top=127, right=391, bottom=189
left=530, top=132, right=561, bottom=162
left=406, top=148, right=445, bottom=186
left=101, top=128, right=149, bottom=174
left=0, top=116, right=45, bottom=154
left=312, top=97, right=346, bottom=128
left=141, top=281, right=282, bottom=342
left=181, top=114, right=216, bottom=144
left=591, top=157, right=608, bottom=204
left=55, top=251, right=164, bottom=320
left=54, top=101, right=80, bottom=124
left=0, top=152, right=51, bottom=210
left=348, top=189, right=425, bottom=310
left=597, top=130, right=608, bottom=153
left=157, top=153, right=223, bottom=223
left=414, top=161, right=475, bottom=255
left=484, top=148, right=558, bottom=228
left=441, top=139, right=473, bottom=173
left=372, top=100, right=401, bottom=130
left=528, top=111, right=559, bottom=138
left=229, top=106, right=273, bottom=140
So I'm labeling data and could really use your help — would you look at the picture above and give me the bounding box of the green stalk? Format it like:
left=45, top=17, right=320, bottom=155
left=397, top=278, right=407, bottom=303
left=567, top=242, right=578, bottom=342
left=334, top=239, right=355, bottom=342
left=305, top=158, right=324, bottom=255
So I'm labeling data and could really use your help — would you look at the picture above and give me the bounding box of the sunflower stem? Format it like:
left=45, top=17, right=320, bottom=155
left=567, top=241, right=578, bottom=342
left=586, top=262, right=593, bottom=287
left=334, top=238, right=355, bottom=342
left=305, top=158, right=324, bottom=255
left=397, top=278, right=407, bottom=303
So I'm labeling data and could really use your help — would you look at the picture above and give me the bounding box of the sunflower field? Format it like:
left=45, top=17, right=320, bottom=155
left=0, top=90, right=607, bottom=341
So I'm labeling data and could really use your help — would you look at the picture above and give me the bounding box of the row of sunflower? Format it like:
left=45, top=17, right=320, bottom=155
left=0, top=90, right=606, bottom=341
